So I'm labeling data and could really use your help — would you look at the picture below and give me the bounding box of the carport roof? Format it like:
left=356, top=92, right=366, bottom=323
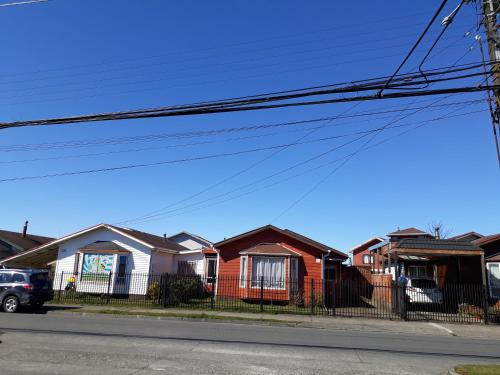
left=390, top=238, right=483, bottom=256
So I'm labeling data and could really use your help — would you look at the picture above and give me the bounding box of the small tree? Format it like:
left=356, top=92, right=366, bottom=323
left=428, top=221, right=451, bottom=239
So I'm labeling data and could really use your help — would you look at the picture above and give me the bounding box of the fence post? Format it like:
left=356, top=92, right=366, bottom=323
left=311, top=279, right=315, bottom=315
left=210, top=276, right=216, bottom=309
left=483, top=285, right=490, bottom=325
left=57, top=271, right=64, bottom=301
left=260, top=276, right=264, bottom=312
left=400, top=282, right=408, bottom=321
left=106, top=272, right=113, bottom=304
left=331, top=279, right=336, bottom=316
left=162, top=273, right=168, bottom=307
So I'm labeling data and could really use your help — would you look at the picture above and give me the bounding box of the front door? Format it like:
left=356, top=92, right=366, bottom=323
left=323, top=263, right=336, bottom=309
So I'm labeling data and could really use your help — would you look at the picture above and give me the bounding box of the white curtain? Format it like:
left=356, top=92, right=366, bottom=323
left=489, top=263, right=500, bottom=298
left=251, top=257, right=285, bottom=288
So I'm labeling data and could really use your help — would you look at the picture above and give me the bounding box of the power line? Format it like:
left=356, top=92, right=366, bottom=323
left=272, top=30, right=478, bottom=221
left=124, top=108, right=486, bottom=225
left=379, top=0, right=450, bottom=96
left=2, top=32, right=469, bottom=99
left=0, top=69, right=493, bottom=130
left=0, top=0, right=47, bottom=7
left=0, top=98, right=482, bottom=153
left=0, top=127, right=408, bottom=183
left=115, top=103, right=363, bottom=224
left=116, top=105, right=484, bottom=225
left=0, top=10, right=442, bottom=80
left=418, top=1, right=466, bottom=87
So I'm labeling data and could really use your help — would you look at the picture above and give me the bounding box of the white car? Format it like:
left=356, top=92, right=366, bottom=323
left=405, top=278, right=443, bottom=304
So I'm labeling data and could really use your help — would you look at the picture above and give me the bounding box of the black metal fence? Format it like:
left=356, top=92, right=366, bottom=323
left=50, top=271, right=500, bottom=324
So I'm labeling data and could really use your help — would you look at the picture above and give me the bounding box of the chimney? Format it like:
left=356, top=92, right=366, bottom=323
left=22, top=221, right=29, bottom=238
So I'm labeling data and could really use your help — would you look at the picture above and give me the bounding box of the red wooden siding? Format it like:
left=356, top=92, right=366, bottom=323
left=215, top=228, right=328, bottom=303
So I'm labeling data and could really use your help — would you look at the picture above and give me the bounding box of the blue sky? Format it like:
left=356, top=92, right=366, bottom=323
left=0, top=0, right=498, bottom=252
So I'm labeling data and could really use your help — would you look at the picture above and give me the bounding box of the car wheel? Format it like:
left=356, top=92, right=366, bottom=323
left=3, top=296, right=20, bottom=313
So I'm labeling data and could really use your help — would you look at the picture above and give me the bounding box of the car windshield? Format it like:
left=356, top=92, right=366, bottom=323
left=411, top=279, right=437, bottom=289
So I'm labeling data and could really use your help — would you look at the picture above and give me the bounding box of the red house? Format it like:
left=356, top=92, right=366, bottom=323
left=212, top=225, right=347, bottom=304
left=349, top=236, right=385, bottom=270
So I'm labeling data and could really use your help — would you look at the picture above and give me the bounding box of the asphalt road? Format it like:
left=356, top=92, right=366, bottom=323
left=0, top=313, right=499, bottom=375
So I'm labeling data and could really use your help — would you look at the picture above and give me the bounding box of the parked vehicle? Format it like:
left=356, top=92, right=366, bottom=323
left=0, top=269, right=53, bottom=313
left=405, top=278, right=443, bottom=304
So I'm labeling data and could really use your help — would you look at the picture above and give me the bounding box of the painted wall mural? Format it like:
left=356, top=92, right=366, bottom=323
left=82, top=253, right=113, bottom=274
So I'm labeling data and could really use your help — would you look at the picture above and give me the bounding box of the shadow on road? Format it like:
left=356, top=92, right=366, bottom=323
left=17, top=305, right=82, bottom=315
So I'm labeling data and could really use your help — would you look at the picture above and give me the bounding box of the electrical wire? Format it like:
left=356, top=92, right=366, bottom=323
left=0, top=127, right=409, bottom=183
left=0, top=0, right=47, bottom=6
left=0, top=98, right=482, bottom=153
left=378, top=0, right=450, bottom=96
left=0, top=71, right=493, bottom=130
left=418, top=0, right=466, bottom=88
left=124, top=108, right=486, bottom=225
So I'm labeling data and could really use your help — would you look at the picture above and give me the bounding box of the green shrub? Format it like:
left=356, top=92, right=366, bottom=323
left=167, top=277, right=202, bottom=305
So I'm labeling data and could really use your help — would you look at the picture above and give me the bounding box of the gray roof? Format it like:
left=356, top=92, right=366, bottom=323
left=396, top=238, right=482, bottom=251
left=79, top=241, right=129, bottom=252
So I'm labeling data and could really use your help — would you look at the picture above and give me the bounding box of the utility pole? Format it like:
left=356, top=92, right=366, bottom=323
left=481, top=0, right=500, bottom=167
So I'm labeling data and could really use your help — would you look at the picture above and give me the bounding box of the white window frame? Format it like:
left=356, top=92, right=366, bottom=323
left=239, top=256, right=248, bottom=288
left=487, top=262, right=500, bottom=299
left=205, top=257, right=217, bottom=282
left=116, top=254, right=128, bottom=280
left=250, top=256, right=286, bottom=290
left=362, top=254, right=373, bottom=265
left=80, top=252, right=114, bottom=283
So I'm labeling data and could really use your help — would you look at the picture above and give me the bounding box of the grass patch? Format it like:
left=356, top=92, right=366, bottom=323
left=455, top=365, right=500, bottom=375
left=76, top=308, right=302, bottom=325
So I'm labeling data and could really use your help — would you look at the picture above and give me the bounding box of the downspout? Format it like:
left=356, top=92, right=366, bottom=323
left=215, top=247, right=220, bottom=298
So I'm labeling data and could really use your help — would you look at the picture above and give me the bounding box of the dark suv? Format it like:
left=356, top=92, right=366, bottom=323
left=0, top=269, right=54, bottom=313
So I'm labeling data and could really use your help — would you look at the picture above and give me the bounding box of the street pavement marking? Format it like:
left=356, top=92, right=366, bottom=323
left=429, top=323, right=456, bottom=336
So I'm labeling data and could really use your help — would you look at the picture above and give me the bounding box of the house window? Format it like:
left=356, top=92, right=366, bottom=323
left=239, top=256, right=248, bottom=288
left=362, top=254, right=373, bottom=265
left=73, top=253, right=81, bottom=275
left=81, top=253, right=113, bottom=281
left=117, top=255, right=127, bottom=279
left=251, top=256, right=285, bottom=289
left=408, top=265, right=427, bottom=279
left=206, top=257, right=217, bottom=282
left=324, top=265, right=336, bottom=281
left=487, top=263, right=500, bottom=299
left=178, top=260, right=197, bottom=275
left=290, top=258, right=299, bottom=291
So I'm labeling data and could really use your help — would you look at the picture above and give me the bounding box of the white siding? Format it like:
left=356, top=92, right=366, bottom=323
left=174, top=252, right=205, bottom=276
left=150, top=250, right=175, bottom=274
left=169, top=232, right=211, bottom=250
left=53, top=227, right=152, bottom=295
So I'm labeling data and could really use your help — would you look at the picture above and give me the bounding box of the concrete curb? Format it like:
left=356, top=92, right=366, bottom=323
left=46, top=310, right=305, bottom=328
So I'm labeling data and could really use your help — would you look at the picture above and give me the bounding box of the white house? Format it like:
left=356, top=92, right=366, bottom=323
left=0, top=224, right=214, bottom=296
left=168, top=231, right=213, bottom=276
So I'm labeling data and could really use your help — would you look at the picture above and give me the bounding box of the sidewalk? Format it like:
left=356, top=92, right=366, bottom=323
left=44, top=304, right=500, bottom=340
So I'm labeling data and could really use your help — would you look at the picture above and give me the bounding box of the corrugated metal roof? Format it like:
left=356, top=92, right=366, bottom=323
left=368, top=239, right=389, bottom=252
left=396, top=238, right=482, bottom=251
